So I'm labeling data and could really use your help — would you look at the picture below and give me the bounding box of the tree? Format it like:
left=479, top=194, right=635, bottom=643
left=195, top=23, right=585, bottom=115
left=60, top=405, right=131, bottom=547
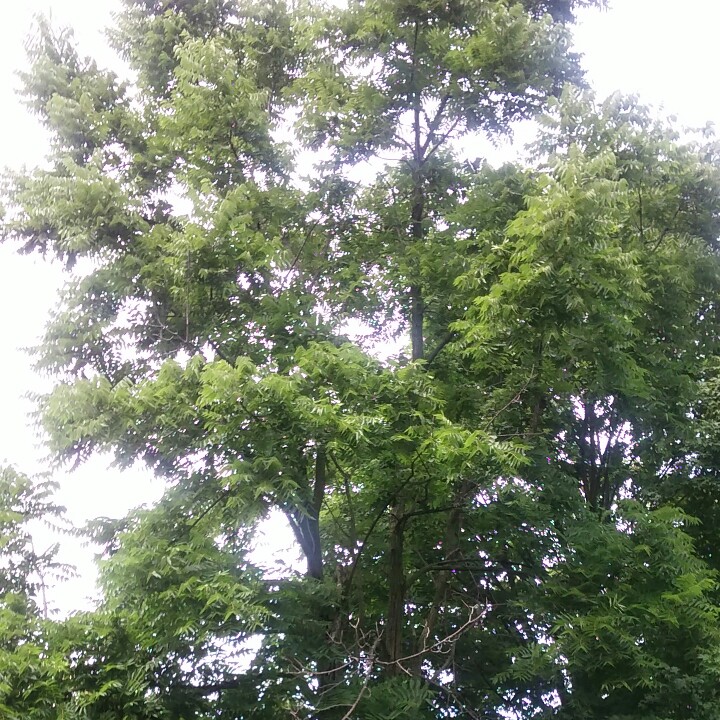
left=4, top=1, right=720, bottom=718
left=0, top=468, right=74, bottom=718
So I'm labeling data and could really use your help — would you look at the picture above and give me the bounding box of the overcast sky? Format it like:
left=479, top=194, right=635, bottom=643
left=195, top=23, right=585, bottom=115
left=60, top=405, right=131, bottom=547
left=1, top=0, right=719, bottom=614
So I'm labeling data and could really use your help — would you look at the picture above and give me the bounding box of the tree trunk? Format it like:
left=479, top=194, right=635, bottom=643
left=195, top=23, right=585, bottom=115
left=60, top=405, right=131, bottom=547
left=286, top=446, right=326, bottom=580
left=385, top=503, right=406, bottom=673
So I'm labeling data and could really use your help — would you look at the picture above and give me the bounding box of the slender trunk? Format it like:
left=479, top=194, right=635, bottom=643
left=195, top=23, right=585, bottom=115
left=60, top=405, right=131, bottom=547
left=289, top=512, right=323, bottom=581
left=307, top=446, right=326, bottom=580
left=417, top=501, right=464, bottom=658
left=386, top=19, right=427, bottom=672
left=286, top=446, right=326, bottom=580
left=409, top=84, right=425, bottom=363
left=410, top=284, right=424, bottom=361
left=582, top=400, right=599, bottom=510
left=385, top=503, right=406, bottom=673
left=385, top=193, right=424, bottom=671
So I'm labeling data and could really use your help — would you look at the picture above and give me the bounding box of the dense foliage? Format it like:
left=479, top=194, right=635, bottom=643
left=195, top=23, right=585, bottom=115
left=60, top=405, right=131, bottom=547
left=4, top=0, right=720, bottom=717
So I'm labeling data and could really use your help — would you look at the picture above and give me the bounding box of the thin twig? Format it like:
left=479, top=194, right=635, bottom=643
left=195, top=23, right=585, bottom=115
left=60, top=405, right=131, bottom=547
left=279, top=218, right=322, bottom=292
left=421, top=93, right=452, bottom=155
left=343, top=499, right=392, bottom=594
left=482, top=365, right=536, bottom=433
left=339, top=636, right=381, bottom=720
left=379, top=603, right=486, bottom=667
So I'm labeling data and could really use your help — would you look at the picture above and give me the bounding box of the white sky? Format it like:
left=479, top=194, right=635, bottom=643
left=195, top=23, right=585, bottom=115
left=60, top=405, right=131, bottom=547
left=0, top=0, right=719, bottom=614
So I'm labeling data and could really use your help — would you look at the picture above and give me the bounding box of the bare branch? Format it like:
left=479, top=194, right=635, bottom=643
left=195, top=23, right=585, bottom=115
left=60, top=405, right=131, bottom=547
left=339, top=636, right=381, bottom=720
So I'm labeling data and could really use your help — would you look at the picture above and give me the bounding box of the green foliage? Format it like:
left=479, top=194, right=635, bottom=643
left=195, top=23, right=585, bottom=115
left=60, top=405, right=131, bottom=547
left=0, top=468, right=73, bottom=719
left=4, top=0, right=720, bottom=718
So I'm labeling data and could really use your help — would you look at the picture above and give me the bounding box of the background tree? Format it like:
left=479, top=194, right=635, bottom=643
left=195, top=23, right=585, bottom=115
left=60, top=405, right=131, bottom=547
left=4, top=1, right=720, bottom=718
left=0, top=468, right=74, bottom=718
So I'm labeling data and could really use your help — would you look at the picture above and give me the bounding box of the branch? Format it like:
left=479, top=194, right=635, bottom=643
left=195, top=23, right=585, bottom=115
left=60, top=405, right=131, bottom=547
left=188, top=484, right=235, bottom=530
left=329, top=452, right=357, bottom=544
left=322, top=497, right=355, bottom=542
left=421, top=93, right=451, bottom=156
left=425, top=330, right=456, bottom=367
left=391, top=132, right=416, bottom=155
left=339, top=636, right=381, bottom=720
left=425, top=115, right=463, bottom=159
left=280, top=218, right=322, bottom=293
left=284, top=506, right=311, bottom=559
left=176, top=669, right=296, bottom=696
left=481, top=365, right=536, bottom=433
left=343, top=499, right=391, bottom=595
left=313, top=446, right=327, bottom=516
left=380, top=603, right=487, bottom=667
left=423, top=675, right=484, bottom=720
left=650, top=203, right=682, bottom=252
left=403, top=503, right=464, bottom=521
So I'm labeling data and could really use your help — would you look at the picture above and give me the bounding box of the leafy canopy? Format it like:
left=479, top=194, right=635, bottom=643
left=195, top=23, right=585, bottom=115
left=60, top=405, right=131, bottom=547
left=5, top=1, right=720, bottom=718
